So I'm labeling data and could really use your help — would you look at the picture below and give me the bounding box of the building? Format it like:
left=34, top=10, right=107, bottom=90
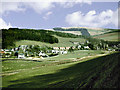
left=72, top=46, right=76, bottom=49
left=84, top=46, right=90, bottom=49
left=63, top=51, right=67, bottom=54
left=73, top=42, right=79, bottom=44
left=60, top=51, right=67, bottom=54
left=39, top=52, right=46, bottom=56
left=53, top=47, right=59, bottom=50
left=18, top=53, right=25, bottom=59
left=60, top=47, right=65, bottom=50
left=77, top=45, right=81, bottom=49
left=0, top=51, right=5, bottom=56
left=66, top=47, right=70, bottom=50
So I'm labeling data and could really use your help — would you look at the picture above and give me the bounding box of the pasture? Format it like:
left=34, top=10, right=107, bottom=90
left=2, top=50, right=118, bottom=88
left=15, top=35, right=86, bottom=47
left=93, top=32, right=119, bottom=41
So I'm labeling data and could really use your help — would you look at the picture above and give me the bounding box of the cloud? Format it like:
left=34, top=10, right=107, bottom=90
left=43, top=11, right=53, bottom=20
left=0, top=0, right=92, bottom=15
left=0, top=2, right=25, bottom=15
left=23, top=2, right=54, bottom=14
left=58, top=0, right=92, bottom=8
left=65, top=9, right=118, bottom=28
left=0, top=18, right=12, bottom=29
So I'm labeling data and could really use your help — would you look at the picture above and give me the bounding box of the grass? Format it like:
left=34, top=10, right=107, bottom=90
left=15, top=35, right=86, bottom=47
left=61, top=28, right=105, bottom=36
left=2, top=50, right=119, bottom=88
left=93, top=32, right=119, bottom=41
left=46, top=50, right=105, bottom=61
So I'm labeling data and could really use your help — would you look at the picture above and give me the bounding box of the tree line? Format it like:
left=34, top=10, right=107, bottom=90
left=2, top=28, right=59, bottom=48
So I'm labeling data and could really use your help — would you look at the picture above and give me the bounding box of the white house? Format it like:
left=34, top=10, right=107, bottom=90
left=53, top=47, right=59, bottom=50
left=60, top=51, right=67, bottom=54
left=20, top=45, right=27, bottom=50
left=77, top=45, right=81, bottom=49
left=52, top=50, right=59, bottom=54
left=39, top=52, right=46, bottom=56
left=84, top=46, right=90, bottom=49
left=60, top=51, right=64, bottom=54
left=60, top=47, right=65, bottom=50
left=63, top=51, right=67, bottom=54
left=73, top=42, right=79, bottom=44
left=66, top=47, right=70, bottom=50
left=11, top=49, right=14, bottom=52
left=18, top=53, right=25, bottom=59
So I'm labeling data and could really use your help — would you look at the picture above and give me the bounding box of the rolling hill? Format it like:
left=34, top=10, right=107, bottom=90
left=53, top=27, right=107, bottom=36
left=93, top=30, right=120, bottom=41
left=2, top=51, right=119, bottom=88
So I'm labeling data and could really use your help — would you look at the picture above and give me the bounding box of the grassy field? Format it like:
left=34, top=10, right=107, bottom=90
left=93, top=32, right=119, bottom=41
left=2, top=50, right=119, bottom=88
left=15, top=35, right=86, bottom=47
left=60, top=29, right=105, bottom=36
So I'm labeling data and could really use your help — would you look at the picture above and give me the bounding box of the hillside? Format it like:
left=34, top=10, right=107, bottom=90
left=53, top=27, right=119, bottom=37
left=15, top=35, right=86, bottom=47
left=2, top=28, right=85, bottom=49
left=93, top=30, right=120, bottom=41
left=53, top=27, right=107, bottom=36
left=2, top=51, right=119, bottom=88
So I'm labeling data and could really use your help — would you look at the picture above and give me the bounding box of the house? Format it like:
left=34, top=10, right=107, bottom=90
left=0, top=51, right=5, bottom=56
left=14, top=47, right=19, bottom=51
left=52, top=50, right=55, bottom=53
left=72, top=46, right=75, bottom=49
left=77, top=45, right=81, bottom=49
left=52, top=50, right=59, bottom=54
left=19, top=45, right=27, bottom=50
left=4, top=49, right=10, bottom=52
left=84, top=46, right=90, bottom=50
left=73, top=42, right=79, bottom=44
left=5, top=51, right=12, bottom=55
left=60, top=51, right=64, bottom=54
left=63, top=51, right=67, bottom=54
left=60, top=51, right=67, bottom=54
left=11, top=49, right=14, bottom=52
left=18, top=53, right=25, bottom=59
left=53, top=47, right=59, bottom=50
left=66, top=47, right=70, bottom=50
left=60, top=47, right=65, bottom=50
left=0, top=49, right=4, bottom=51
left=39, top=52, right=46, bottom=56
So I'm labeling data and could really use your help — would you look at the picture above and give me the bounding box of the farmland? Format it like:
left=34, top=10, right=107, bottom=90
left=1, top=27, right=119, bottom=88
left=93, top=32, right=119, bottom=41
left=15, top=35, right=86, bottom=47
left=1, top=50, right=119, bottom=88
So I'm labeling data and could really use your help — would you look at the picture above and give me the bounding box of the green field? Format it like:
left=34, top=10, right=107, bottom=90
left=2, top=50, right=119, bottom=88
left=15, top=35, right=86, bottom=47
left=93, top=32, right=119, bottom=41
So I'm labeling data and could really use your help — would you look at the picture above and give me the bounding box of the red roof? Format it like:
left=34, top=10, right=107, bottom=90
left=0, top=51, right=5, bottom=53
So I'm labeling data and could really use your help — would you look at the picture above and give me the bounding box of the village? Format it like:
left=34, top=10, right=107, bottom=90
left=0, top=40, right=119, bottom=59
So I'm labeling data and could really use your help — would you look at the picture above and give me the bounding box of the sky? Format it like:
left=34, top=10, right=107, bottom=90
left=0, top=0, right=119, bottom=29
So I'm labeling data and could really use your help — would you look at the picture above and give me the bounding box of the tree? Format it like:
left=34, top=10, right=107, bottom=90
left=68, top=47, right=74, bottom=52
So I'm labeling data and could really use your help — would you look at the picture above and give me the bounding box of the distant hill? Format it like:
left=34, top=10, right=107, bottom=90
left=53, top=27, right=118, bottom=36
left=93, top=30, right=120, bottom=41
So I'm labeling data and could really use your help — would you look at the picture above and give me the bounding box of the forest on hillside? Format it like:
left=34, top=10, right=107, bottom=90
left=2, top=28, right=59, bottom=48
left=2, top=28, right=85, bottom=49
left=2, top=28, right=120, bottom=49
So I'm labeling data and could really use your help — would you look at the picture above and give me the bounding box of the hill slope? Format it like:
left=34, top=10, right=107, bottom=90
left=15, top=35, right=86, bottom=47
left=2, top=52, right=119, bottom=88
left=93, top=30, right=120, bottom=41
left=2, top=28, right=85, bottom=48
